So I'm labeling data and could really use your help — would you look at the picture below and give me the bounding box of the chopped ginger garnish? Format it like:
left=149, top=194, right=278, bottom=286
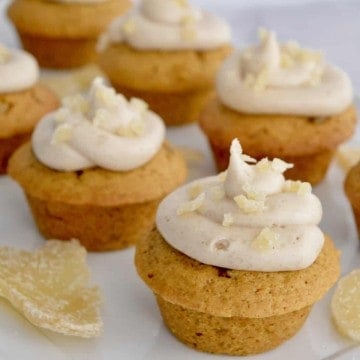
left=252, top=228, right=279, bottom=252
left=234, top=194, right=266, bottom=214
left=222, top=213, right=234, bottom=227
left=283, top=180, right=312, bottom=195
left=177, top=192, right=205, bottom=215
left=0, top=240, right=102, bottom=338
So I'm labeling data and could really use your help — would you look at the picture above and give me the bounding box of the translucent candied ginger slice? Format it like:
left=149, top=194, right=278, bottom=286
left=0, top=240, right=102, bottom=338
left=331, top=269, right=360, bottom=341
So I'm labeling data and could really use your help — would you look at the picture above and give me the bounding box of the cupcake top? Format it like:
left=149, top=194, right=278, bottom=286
left=217, top=29, right=353, bottom=117
left=0, top=43, right=39, bottom=93
left=98, top=0, right=231, bottom=51
left=157, top=139, right=324, bottom=272
left=32, top=77, right=165, bottom=172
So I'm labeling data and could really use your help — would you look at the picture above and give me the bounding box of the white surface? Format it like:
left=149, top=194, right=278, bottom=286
left=1, top=1, right=360, bottom=359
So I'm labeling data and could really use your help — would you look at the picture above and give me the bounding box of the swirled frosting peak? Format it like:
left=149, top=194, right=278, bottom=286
left=0, top=43, right=39, bottom=93
left=32, top=77, right=165, bottom=171
left=217, top=29, right=353, bottom=116
left=156, top=139, right=324, bottom=272
left=97, top=0, right=231, bottom=51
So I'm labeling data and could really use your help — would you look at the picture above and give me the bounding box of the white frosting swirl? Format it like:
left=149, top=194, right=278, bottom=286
left=98, top=0, right=231, bottom=51
left=0, top=44, right=39, bottom=93
left=32, top=78, right=165, bottom=172
left=156, top=139, right=324, bottom=272
left=217, top=30, right=353, bottom=116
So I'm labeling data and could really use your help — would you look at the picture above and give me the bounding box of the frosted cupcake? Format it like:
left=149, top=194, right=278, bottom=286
left=199, top=30, right=356, bottom=184
left=0, top=43, right=59, bottom=173
left=135, top=139, right=340, bottom=355
left=7, top=0, right=131, bottom=68
left=98, top=0, right=232, bottom=125
left=8, top=78, right=187, bottom=251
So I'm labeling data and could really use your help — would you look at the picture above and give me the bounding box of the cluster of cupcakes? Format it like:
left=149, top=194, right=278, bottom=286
left=1, top=0, right=360, bottom=356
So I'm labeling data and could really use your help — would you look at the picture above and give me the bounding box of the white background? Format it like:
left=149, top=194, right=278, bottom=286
left=1, top=1, right=360, bottom=359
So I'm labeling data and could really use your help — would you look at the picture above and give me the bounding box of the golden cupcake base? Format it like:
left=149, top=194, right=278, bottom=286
left=157, top=296, right=311, bottom=355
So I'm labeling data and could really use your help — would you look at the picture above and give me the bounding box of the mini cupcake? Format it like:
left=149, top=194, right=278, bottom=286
left=98, top=0, right=232, bottom=126
left=135, top=139, right=340, bottom=355
left=0, top=43, right=59, bottom=173
left=344, top=162, right=360, bottom=238
left=8, top=78, right=187, bottom=251
left=199, top=29, right=356, bottom=184
left=7, top=0, right=131, bottom=69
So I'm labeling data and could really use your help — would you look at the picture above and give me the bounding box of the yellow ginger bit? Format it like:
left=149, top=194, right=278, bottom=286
left=253, top=66, right=270, bottom=92
left=93, top=108, right=111, bottom=128
left=256, top=158, right=271, bottom=172
left=297, top=48, right=323, bottom=63
left=271, top=158, right=294, bottom=173
left=181, top=14, right=196, bottom=25
left=242, top=183, right=266, bottom=201
left=188, top=183, right=203, bottom=199
left=130, top=117, right=145, bottom=136
left=297, top=182, right=312, bottom=195
left=122, top=19, right=136, bottom=35
left=174, top=0, right=189, bottom=7
left=116, top=127, right=133, bottom=137
left=234, top=195, right=266, bottom=214
left=218, top=170, right=227, bottom=182
left=130, top=97, right=148, bottom=114
left=210, top=185, right=225, bottom=201
left=222, top=213, right=234, bottom=227
left=252, top=227, right=280, bottom=251
left=53, top=108, right=69, bottom=123
left=280, top=52, right=295, bottom=69
left=181, top=25, right=197, bottom=41
left=95, top=85, right=119, bottom=107
left=283, top=180, right=312, bottom=195
left=51, top=124, right=72, bottom=144
left=283, top=40, right=301, bottom=56
left=63, top=94, right=88, bottom=114
left=0, top=240, right=103, bottom=337
left=0, top=44, right=11, bottom=63
left=177, top=192, right=205, bottom=215
left=258, top=27, right=269, bottom=42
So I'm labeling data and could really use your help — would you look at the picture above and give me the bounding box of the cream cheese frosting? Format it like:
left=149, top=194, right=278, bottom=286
left=217, top=29, right=353, bottom=117
left=0, top=44, right=39, bottom=93
left=156, top=139, right=324, bottom=272
left=32, top=77, right=165, bottom=171
left=98, top=0, right=231, bottom=51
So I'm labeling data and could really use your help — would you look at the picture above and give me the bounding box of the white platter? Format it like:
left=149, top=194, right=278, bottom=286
left=1, top=1, right=360, bottom=359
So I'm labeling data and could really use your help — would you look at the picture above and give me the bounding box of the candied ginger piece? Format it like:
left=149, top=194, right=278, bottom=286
left=0, top=240, right=102, bottom=338
left=331, top=269, right=360, bottom=341
left=252, top=227, right=279, bottom=252
left=222, top=213, right=234, bottom=227
left=234, top=194, right=266, bottom=214
left=177, top=192, right=205, bottom=215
